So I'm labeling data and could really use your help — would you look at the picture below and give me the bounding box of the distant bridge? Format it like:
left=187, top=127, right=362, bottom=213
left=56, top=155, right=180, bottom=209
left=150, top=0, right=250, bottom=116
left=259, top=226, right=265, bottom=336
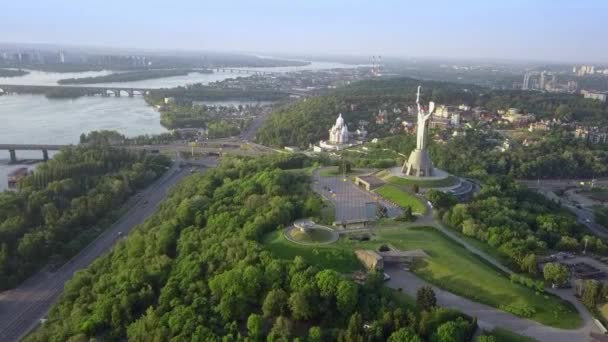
left=215, top=68, right=278, bottom=76
left=0, top=84, right=152, bottom=97
left=0, top=144, right=67, bottom=162
left=0, top=141, right=271, bottom=163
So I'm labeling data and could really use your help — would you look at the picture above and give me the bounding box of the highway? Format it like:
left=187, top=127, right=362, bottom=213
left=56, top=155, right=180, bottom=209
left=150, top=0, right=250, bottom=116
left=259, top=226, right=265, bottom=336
left=0, top=155, right=211, bottom=342
left=520, top=179, right=608, bottom=238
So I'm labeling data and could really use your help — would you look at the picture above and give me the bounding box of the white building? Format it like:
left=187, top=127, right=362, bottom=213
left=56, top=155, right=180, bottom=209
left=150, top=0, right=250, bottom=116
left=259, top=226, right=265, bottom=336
left=328, top=113, right=349, bottom=144
left=582, top=90, right=608, bottom=102
left=316, top=114, right=364, bottom=151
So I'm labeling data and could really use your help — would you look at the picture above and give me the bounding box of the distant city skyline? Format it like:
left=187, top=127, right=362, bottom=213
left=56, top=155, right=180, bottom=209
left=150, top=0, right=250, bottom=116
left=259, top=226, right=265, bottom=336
left=1, top=0, right=608, bottom=63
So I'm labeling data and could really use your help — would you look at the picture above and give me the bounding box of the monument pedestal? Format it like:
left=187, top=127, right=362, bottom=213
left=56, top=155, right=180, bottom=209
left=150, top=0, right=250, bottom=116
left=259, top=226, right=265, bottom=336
left=402, top=148, right=433, bottom=177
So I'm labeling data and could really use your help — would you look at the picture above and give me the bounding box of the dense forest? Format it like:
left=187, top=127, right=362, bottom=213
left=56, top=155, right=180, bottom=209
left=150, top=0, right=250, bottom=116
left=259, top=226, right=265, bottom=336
left=57, top=69, right=208, bottom=84
left=145, top=84, right=288, bottom=105
left=27, top=154, right=478, bottom=341
left=0, top=146, right=170, bottom=290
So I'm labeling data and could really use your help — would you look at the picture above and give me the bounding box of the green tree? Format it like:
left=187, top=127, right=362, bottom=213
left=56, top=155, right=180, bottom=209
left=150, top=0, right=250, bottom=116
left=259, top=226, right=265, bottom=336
left=247, top=313, right=263, bottom=340
left=345, top=312, right=364, bottom=342
left=336, top=280, right=359, bottom=316
left=543, top=263, right=569, bottom=287
left=416, top=286, right=437, bottom=311
left=432, top=321, right=465, bottom=342
left=475, top=335, right=496, bottom=342
left=263, top=289, right=288, bottom=319
left=315, top=269, right=341, bottom=298
left=581, top=279, right=603, bottom=309
left=555, top=104, right=573, bottom=121
left=388, top=328, right=423, bottom=342
left=289, top=291, right=313, bottom=320
left=308, top=326, right=323, bottom=342
left=267, top=316, right=292, bottom=342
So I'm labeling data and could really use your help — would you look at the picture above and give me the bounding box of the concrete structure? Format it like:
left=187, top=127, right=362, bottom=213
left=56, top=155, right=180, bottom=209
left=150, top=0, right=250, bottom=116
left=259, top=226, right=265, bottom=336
left=403, top=86, right=435, bottom=176
left=0, top=144, right=66, bottom=163
left=354, top=175, right=385, bottom=191
left=356, top=248, right=429, bottom=271
left=356, top=250, right=384, bottom=270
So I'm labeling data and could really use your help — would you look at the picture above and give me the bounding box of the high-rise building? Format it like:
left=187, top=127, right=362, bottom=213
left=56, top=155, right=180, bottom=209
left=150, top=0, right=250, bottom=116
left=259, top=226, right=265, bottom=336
left=58, top=50, right=66, bottom=64
left=522, top=73, right=531, bottom=90
left=539, top=71, right=546, bottom=90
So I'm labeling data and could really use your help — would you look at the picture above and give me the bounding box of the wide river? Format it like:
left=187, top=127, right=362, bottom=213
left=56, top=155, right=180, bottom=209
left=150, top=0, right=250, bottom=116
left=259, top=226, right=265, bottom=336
left=0, top=60, right=359, bottom=189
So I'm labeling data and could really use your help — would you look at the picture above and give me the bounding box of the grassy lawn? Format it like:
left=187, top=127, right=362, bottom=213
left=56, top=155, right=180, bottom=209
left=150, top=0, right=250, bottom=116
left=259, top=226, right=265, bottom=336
left=287, top=227, right=335, bottom=244
left=388, top=175, right=460, bottom=188
left=599, top=303, right=608, bottom=321
left=318, top=167, right=368, bottom=177
left=264, top=230, right=362, bottom=272
left=263, top=226, right=581, bottom=329
left=284, top=166, right=316, bottom=176
left=445, top=225, right=517, bottom=269
left=484, top=327, right=539, bottom=342
left=319, top=203, right=335, bottom=224
left=582, top=188, right=608, bottom=202
left=375, top=184, right=426, bottom=214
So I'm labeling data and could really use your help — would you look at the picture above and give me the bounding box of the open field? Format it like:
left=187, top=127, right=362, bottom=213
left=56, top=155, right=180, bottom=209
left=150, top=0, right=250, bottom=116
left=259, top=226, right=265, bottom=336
left=286, top=226, right=336, bottom=244
left=486, top=327, right=540, bottom=342
left=375, top=184, right=426, bottom=214
left=388, top=175, right=460, bottom=188
left=319, top=167, right=369, bottom=177
left=263, top=226, right=581, bottom=329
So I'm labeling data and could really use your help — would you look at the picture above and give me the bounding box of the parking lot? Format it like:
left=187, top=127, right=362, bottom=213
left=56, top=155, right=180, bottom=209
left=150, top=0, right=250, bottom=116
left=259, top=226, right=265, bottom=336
left=312, top=170, right=401, bottom=223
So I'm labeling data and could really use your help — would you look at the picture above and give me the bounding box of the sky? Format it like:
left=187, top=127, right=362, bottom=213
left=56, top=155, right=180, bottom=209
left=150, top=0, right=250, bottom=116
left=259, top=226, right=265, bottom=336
left=1, top=0, right=608, bottom=63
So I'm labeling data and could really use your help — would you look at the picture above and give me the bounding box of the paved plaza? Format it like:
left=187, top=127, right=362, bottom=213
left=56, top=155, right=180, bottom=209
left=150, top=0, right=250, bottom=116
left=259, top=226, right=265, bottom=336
left=313, top=169, right=401, bottom=223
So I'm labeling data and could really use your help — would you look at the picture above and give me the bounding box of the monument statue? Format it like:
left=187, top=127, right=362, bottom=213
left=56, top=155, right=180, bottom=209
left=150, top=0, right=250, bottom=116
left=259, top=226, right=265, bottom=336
left=403, top=86, right=436, bottom=176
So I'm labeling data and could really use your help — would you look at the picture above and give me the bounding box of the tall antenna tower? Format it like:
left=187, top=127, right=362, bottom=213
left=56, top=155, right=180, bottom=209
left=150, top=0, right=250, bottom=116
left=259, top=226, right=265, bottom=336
left=371, top=56, right=376, bottom=76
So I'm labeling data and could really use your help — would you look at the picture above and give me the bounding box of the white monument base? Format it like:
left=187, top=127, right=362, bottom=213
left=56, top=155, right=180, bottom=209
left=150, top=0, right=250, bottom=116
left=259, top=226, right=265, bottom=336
left=388, top=166, right=451, bottom=181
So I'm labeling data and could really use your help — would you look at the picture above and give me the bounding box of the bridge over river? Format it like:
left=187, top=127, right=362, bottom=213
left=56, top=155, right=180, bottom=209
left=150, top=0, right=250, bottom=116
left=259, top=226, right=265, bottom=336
left=0, top=144, right=66, bottom=162
left=0, top=140, right=272, bottom=164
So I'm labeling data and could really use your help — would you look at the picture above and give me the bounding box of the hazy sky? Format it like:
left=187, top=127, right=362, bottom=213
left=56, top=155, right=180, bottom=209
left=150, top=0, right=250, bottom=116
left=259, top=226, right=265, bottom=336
left=2, top=0, right=608, bottom=62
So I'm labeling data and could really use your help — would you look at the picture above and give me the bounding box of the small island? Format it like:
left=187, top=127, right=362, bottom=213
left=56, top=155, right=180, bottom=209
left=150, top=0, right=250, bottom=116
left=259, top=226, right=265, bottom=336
left=57, top=69, right=211, bottom=84
left=0, top=68, right=29, bottom=77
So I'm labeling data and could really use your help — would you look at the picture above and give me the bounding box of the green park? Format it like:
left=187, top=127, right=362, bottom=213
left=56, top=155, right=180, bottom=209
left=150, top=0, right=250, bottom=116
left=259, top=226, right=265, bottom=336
left=264, top=224, right=581, bottom=329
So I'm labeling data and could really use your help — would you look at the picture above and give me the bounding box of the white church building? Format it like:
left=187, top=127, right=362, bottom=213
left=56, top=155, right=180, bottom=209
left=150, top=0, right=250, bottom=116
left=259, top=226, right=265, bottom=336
left=315, top=113, right=365, bottom=152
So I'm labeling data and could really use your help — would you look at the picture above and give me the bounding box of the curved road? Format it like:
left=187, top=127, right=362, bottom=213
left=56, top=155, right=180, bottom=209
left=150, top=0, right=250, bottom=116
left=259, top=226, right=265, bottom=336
left=0, top=156, right=210, bottom=342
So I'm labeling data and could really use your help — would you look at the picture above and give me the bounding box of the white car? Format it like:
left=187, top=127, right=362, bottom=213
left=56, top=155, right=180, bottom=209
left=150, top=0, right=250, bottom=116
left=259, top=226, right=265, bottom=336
left=383, top=273, right=391, bottom=281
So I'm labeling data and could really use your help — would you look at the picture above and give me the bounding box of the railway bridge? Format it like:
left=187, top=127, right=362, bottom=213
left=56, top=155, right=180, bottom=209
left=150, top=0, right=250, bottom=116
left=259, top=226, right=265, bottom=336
left=0, top=144, right=67, bottom=163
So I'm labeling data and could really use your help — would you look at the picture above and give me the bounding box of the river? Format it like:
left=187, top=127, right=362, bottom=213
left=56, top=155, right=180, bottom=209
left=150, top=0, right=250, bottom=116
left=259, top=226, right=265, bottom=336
left=0, top=60, right=360, bottom=190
